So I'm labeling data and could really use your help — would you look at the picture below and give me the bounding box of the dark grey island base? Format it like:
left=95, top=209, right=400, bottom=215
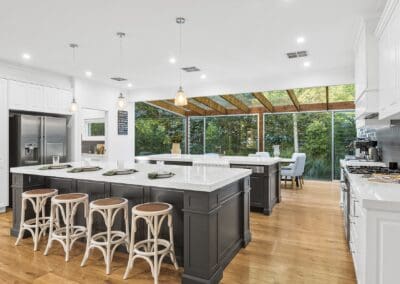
left=145, top=160, right=281, bottom=216
left=11, top=173, right=251, bottom=284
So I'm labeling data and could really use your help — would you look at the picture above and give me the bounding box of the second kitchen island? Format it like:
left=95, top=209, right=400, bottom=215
left=136, top=154, right=283, bottom=215
left=10, top=162, right=252, bottom=284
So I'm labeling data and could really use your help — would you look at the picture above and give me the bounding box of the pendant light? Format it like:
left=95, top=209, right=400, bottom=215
left=174, top=17, right=188, bottom=106
left=115, top=32, right=127, bottom=110
left=69, top=43, right=79, bottom=113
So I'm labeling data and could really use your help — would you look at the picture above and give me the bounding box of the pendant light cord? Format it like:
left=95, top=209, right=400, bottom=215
left=70, top=43, right=78, bottom=100
left=179, top=19, right=183, bottom=87
left=119, top=34, right=123, bottom=79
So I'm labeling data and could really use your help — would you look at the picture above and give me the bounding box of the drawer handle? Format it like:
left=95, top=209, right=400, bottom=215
left=353, top=200, right=360, bottom=218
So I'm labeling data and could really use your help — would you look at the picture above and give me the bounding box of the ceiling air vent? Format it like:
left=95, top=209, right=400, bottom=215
left=182, top=66, right=200, bottom=72
left=286, top=50, right=308, bottom=59
left=110, top=77, right=127, bottom=81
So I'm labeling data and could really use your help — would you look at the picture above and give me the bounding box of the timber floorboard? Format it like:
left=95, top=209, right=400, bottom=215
left=0, top=180, right=355, bottom=283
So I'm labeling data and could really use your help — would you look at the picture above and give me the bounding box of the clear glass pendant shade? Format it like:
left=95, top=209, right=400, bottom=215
left=69, top=98, right=78, bottom=113
left=118, top=93, right=126, bottom=109
left=174, top=86, right=187, bottom=106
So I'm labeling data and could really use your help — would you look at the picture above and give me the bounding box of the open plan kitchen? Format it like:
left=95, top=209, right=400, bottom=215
left=1, top=0, right=400, bottom=283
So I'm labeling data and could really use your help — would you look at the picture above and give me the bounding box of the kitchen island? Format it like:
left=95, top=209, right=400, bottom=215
left=10, top=162, right=252, bottom=284
left=136, top=154, right=284, bottom=215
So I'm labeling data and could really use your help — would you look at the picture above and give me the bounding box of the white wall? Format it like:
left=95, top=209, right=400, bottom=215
left=73, top=79, right=134, bottom=162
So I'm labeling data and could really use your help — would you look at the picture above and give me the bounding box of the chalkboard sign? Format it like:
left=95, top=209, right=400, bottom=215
left=118, top=110, right=128, bottom=135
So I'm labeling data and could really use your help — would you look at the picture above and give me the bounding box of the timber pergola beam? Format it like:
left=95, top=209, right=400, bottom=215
left=251, top=92, right=274, bottom=112
left=325, top=86, right=329, bottom=110
left=286, top=89, right=300, bottom=111
left=166, top=99, right=206, bottom=116
left=183, top=101, right=355, bottom=116
left=148, top=100, right=187, bottom=116
left=193, top=97, right=227, bottom=114
left=220, top=94, right=249, bottom=113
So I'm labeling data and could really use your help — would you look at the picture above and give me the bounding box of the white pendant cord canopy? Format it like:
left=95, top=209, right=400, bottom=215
left=174, top=17, right=188, bottom=106
left=69, top=43, right=79, bottom=113
left=116, top=32, right=127, bottom=109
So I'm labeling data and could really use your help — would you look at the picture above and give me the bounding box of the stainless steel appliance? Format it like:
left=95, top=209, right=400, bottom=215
left=9, top=113, right=69, bottom=206
left=9, top=113, right=68, bottom=166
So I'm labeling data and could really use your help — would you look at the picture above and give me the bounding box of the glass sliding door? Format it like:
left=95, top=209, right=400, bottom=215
left=333, top=111, right=356, bottom=179
left=264, top=113, right=295, bottom=157
left=296, top=112, right=332, bottom=180
left=205, top=115, right=258, bottom=155
left=189, top=117, right=205, bottom=154
left=135, top=102, right=186, bottom=155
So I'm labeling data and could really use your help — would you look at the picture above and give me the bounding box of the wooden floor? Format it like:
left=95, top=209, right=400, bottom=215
left=0, top=181, right=355, bottom=284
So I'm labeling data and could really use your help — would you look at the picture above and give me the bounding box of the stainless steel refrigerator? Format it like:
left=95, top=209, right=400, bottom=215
left=9, top=113, right=68, bottom=167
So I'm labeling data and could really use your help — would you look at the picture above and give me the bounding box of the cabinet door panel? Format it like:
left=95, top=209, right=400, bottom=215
left=250, top=176, right=264, bottom=208
left=76, top=180, right=108, bottom=233
left=110, top=184, right=145, bottom=244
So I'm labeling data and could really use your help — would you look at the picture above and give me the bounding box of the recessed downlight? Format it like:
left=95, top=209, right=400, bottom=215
left=200, top=74, right=207, bottom=79
left=127, top=83, right=133, bottom=88
left=85, top=71, right=93, bottom=77
left=169, top=57, right=176, bottom=64
left=303, top=61, right=311, bottom=67
left=22, top=53, right=31, bottom=60
left=297, top=37, right=305, bottom=44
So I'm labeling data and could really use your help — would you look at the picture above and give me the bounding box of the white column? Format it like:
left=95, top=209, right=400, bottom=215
left=0, top=79, right=8, bottom=211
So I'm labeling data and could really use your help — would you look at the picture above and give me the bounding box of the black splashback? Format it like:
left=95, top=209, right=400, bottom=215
left=376, top=126, right=400, bottom=164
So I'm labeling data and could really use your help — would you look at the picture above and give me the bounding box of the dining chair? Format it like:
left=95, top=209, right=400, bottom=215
left=281, top=153, right=306, bottom=189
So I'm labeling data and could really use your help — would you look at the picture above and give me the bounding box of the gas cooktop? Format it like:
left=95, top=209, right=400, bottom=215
left=347, top=166, right=400, bottom=175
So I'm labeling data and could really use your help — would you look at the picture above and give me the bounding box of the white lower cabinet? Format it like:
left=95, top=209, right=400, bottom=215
left=350, top=185, right=400, bottom=284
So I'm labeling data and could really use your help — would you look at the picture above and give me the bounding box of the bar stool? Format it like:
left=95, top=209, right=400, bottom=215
left=124, top=202, right=179, bottom=283
left=81, top=197, right=129, bottom=275
left=15, top=188, right=58, bottom=251
left=44, top=193, right=88, bottom=261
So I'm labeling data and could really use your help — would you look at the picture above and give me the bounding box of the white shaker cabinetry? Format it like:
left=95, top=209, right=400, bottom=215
left=354, top=19, right=379, bottom=120
left=376, top=0, right=400, bottom=120
left=8, top=80, right=72, bottom=114
left=349, top=182, right=400, bottom=284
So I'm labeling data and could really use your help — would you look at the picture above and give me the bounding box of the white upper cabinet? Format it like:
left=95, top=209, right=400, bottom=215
left=354, top=19, right=379, bottom=119
left=376, top=0, right=400, bottom=120
left=8, top=80, right=72, bottom=114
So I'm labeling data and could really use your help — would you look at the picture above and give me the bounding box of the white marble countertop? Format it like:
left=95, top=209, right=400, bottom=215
left=342, top=160, right=400, bottom=211
left=10, top=161, right=252, bottom=193
left=135, top=154, right=293, bottom=166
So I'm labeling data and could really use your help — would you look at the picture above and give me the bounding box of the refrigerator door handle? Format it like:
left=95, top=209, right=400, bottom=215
left=43, top=116, right=47, bottom=164
left=41, top=116, right=46, bottom=164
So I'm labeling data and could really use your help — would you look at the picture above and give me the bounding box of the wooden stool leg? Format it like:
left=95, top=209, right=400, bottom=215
left=124, top=205, right=129, bottom=251
left=124, top=215, right=137, bottom=280
left=105, top=208, right=112, bottom=275
left=65, top=203, right=71, bottom=261
left=15, top=198, right=26, bottom=246
left=168, top=213, right=179, bottom=270
left=81, top=209, right=93, bottom=267
left=44, top=203, right=56, bottom=256
left=153, top=215, right=159, bottom=284
left=33, top=197, right=41, bottom=251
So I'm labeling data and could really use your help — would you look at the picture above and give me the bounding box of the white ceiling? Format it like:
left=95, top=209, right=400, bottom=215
left=0, top=0, right=385, bottom=99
